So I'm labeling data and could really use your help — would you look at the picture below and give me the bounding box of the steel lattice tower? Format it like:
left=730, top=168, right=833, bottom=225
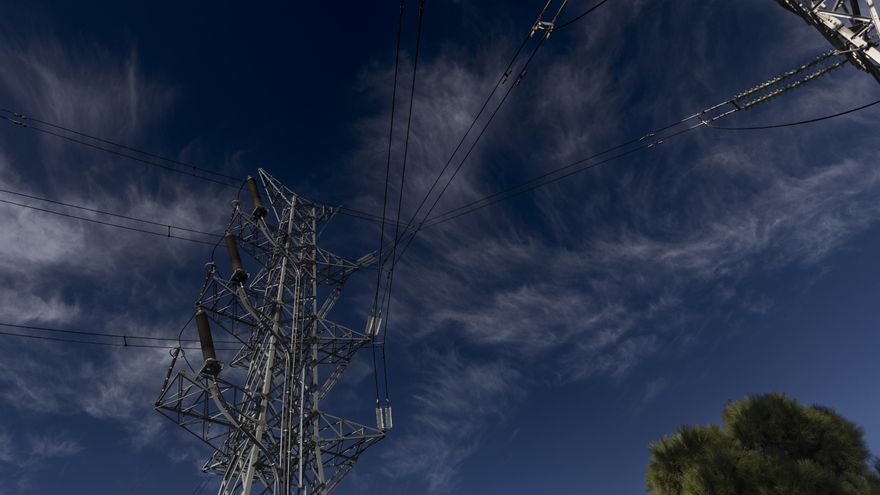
left=156, top=169, right=387, bottom=494
left=777, top=0, right=880, bottom=84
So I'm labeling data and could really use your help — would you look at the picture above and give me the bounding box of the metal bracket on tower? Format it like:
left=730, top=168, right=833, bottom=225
left=529, top=0, right=570, bottom=39
left=155, top=169, right=385, bottom=495
left=776, top=0, right=880, bottom=84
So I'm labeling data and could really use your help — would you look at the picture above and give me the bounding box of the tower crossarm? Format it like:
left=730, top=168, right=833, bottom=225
left=777, top=0, right=880, bottom=84
left=155, top=169, right=387, bottom=494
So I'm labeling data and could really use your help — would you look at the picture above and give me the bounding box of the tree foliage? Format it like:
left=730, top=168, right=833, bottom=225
left=646, top=393, right=880, bottom=495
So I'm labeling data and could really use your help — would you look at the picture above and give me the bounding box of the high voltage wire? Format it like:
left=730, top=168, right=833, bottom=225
left=372, top=1, right=570, bottom=335
left=385, top=17, right=857, bottom=238
left=0, top=181, right=410, bottom=249
left=368, top=1, right=571, bottom=414
left=2, top=4, right=867, bottom=351
left=0, top=108, right=403, bottom=227
left=0, top=196, right=220, bottom=245
left=383, top=0, right=586, bottom=268
left=414, top=52, right=864, bottom=228
left=424, top=128, right=696, bottom=227
left=0, top=187, right=221, bottom=238
left=0, top=321, right=239, bottom=350
left=705, top=97, right=880, bottom=131
left=372, top=0, right=408, bottom=318
left=388, top=29, right=554, bottom=266
left=0, top=321, right=237, bottom=344
left=0, top=108, right=239, bottom=182
left=381, top=0, right=428, bottom=406
left=387, top=23, right=532, bottom=250
left=0, top=111, right=238, bottom=187
left=0, top=54, right=864, bottom=256
left=371, top=0, right=409, bottom=409
left=554, top=0, right=612, bottom=31
left=422, top=95, right=880, bottom=227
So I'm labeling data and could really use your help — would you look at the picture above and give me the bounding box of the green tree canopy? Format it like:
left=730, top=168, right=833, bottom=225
left=646, top=393, right=880, bottom=495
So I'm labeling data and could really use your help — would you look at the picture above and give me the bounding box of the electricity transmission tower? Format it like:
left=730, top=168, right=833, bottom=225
left=156, top=169, right=387, bottom=494
left=777, top=0, right=880, bottom=84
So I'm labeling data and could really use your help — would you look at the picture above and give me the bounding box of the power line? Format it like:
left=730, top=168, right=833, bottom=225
left=0, top=321, right=240, bottom=350
left=389, top=0, right=427, bottom=278
left=0, top=321, right=237, bottom=344
left=0, top=196, right=219, bottom=245
left=372, top=2, right=571, bottom=408
left=381, top=0, right=428, bottom=406
left=0, top=187, right=222, bottom=238
left=371, top=0, right=408, bottom=409
left=0, top=329, right=155, bottom=348
left=373, top=0, right=408, bottom=316
left=370, top=2, right=568, bottom=370
left=0, top=177, right=409, bottom=254
left=554, top=0, right=612, bottom=31
left=386, top=0, right=583, bottom=266
left=0, top=108, right=405, bottom=227
left=389, top=32, right=553, bottom=265
left=705, top=97, right=880, bottom=131
left=426, top=93, right=880, bottom=226
left=0, top=330, right=238, bottom=350
left=386, top=12, right=535, bottom=249
left=0, top=111, right=239, bottom=188
left=419, top=52, right=862, bottom=227
left=0, top=108, right=240, bottom=182
left=425, top=127, right=696, bottom=227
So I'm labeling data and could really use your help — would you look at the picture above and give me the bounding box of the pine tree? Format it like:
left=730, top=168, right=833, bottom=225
left=647, top=393, right=880, bottom=495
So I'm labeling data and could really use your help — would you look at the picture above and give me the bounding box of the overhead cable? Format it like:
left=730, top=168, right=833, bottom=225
left=371, top=0, right=410, bottom=409
left=0, top=110, right=238, bottom=187
left=0, top=196, right=219, bottom=245
left=381, top=0, right=428, bottom=407
left=554, top=0, right=611, bottom=31
left=0, top=321, right=237, bottom=345
left=420, top=50, right=854, bottom=227
left=389, top=32, right=554, bottom=265
left=373, top=0, right=408, bottom=317
left=0, top=108, right=400, bottom=226
left=386, top=4, right=541, bottom=247
left=384, top=1, right=571, bottom=270
left=0, top=187, right=221, bottom=238
left=705, top=97, right=880, bottom=131
left=0, top=321, right=238, bottom=350
left=0, top=108, right=241, bottom=182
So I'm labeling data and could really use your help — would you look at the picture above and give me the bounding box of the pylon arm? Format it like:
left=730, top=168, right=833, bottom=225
left=155, top=169, right=387, bottom=494
left=777, top=0, right=880, bottom=84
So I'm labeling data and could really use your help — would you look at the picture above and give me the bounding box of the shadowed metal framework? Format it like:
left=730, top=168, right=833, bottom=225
left=777, top=0, right=880, bottom=83
left=156, top=169, right=385, bottom=494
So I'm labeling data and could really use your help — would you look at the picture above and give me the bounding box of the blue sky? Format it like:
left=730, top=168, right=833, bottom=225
left=1, top=0, right=879, bottom=494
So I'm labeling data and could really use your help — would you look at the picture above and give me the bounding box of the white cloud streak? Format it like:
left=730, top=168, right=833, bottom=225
left=347, top=1, right=880, bottom=491
left=0, top=27, right=229, bottom=459
left=382, top=350, right=521, bottom=492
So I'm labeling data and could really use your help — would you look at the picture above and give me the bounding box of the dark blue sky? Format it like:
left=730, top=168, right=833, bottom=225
left=1, top=1, right=879, bottom=494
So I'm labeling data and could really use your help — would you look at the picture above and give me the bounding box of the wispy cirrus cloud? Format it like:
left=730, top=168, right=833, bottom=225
left=27, top=431, right=84, bottom=459
left=0, top=27, right=229, bottom=462
left=348, top=1, right=880, bottom=491
left=0, top=429, right=84, bottom=493
left=382, top=350, right=522, bottom=492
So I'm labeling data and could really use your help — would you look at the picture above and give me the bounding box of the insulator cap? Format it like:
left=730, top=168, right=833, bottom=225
left=195, top=309, right=222, bottom=376
left=365, top=314, right=382, bottom=339
left=224, top=232, right=249, bottom=284
left=246, top=176, right=268, bottom=219
left=375, top=403, right=385, bottom=431
left=384, top=404, right=393, bottom=430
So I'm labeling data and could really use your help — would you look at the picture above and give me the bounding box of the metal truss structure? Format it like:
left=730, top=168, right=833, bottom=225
left=156, top=169, right=386, bottom=494
left=777, top=0, right=880, bottom=84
